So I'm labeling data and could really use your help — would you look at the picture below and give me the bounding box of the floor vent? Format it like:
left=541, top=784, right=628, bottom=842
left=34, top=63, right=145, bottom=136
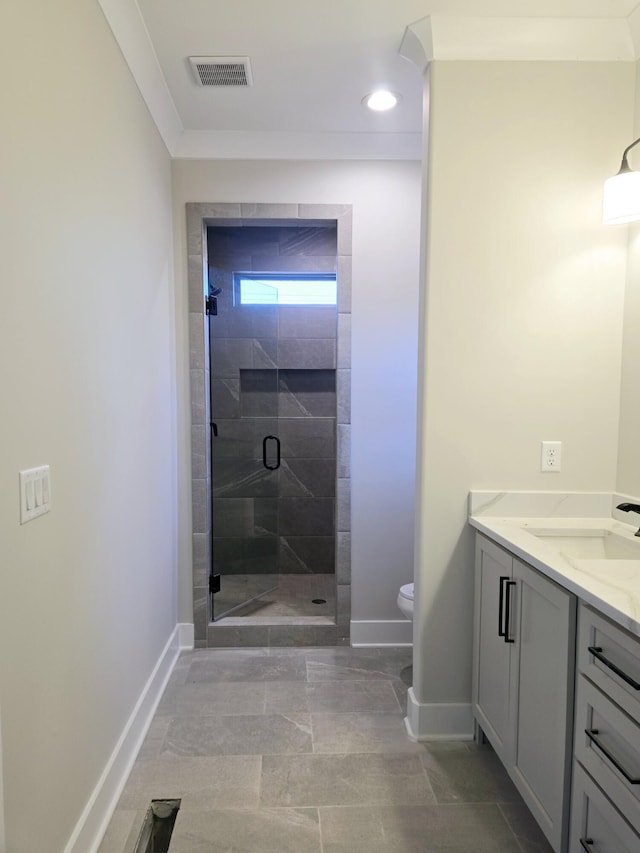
left=133, top=799, right=181, bottom=853
left=189, top=56, right=253, bottom=87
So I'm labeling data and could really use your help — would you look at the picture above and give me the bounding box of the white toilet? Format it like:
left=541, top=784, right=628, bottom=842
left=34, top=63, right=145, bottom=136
left=397, top=582, right=414, bottom=620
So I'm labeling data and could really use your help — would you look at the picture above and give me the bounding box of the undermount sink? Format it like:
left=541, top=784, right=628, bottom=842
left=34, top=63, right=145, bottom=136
left=526, top=527, right=640, bottom=560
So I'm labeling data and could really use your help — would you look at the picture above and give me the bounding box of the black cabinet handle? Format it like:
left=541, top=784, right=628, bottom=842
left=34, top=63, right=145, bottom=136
left=588, top=646, right=640, bottom=691
left=579, top=840, right=594, bottom=852
left=504, top=580, right=516, bottom=644
left=498, top=576, right=509, bottom=638
left=262, top=435, right=281, bottom=471
left=585, top=729, right=640, bottom=784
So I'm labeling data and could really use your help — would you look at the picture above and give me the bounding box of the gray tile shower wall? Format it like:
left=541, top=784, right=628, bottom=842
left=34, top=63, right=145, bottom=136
left=208, top=225, right=338, bottom=578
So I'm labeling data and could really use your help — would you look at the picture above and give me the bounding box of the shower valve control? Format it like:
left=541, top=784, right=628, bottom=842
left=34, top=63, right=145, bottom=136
left=540, top=441, right=562, bottom=472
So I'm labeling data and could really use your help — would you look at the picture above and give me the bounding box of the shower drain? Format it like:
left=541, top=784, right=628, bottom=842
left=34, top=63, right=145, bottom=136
left=312, top=598, right=327, bottom=605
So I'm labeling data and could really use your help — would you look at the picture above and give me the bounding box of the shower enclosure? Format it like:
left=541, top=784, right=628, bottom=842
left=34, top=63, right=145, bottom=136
left=207, top=225, right=338, bottom=621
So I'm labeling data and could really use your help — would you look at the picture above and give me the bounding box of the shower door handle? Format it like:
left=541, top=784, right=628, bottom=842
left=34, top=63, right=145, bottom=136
left=262, top=435, right=281, bottom=470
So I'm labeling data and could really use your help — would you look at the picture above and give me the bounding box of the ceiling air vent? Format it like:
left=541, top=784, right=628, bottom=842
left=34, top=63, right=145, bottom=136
left=189, top=56, right=253, bottom=87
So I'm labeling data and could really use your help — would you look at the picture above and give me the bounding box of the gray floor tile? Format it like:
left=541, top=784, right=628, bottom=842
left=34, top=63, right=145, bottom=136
left=264, top=680, right=401, bottom=713
left=136, top=717, right=171, bottom=761
left=260, top=753, right=435, bottom=807
left=162, top=713, right=312, bottom=756
left=168, top=807, right=321, bottom=853
left=305, top=647, right=412, bottom=681
left=311, top=712, right=424, bottom=753
left=187, top=653, right=307, bottom=682
left=420, top=743, right=522, bottom=804
left=97, top=809, right=142, bottom=853
left=155, top=681, right=266, bottom=717
left=99, top=648, right=549, bottom=853
left=392, top=677, right=410, bottom=713
left=499, top=802, right=555, bottom=852
left=117, top=755, right=261, bottom=810
left=319, top=803, right=523, bottom=852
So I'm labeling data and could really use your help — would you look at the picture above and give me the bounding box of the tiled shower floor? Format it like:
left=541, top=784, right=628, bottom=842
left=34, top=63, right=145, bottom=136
left=214, top=573, right=335, bottom=620
left=99, top=646, right=553, bottom=853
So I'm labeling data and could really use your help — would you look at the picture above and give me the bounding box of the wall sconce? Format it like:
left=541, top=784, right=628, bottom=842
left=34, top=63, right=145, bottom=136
left=603, top=137, right=640, bottom=225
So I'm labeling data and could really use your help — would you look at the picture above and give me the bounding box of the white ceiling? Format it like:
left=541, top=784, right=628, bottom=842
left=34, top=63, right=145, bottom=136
left=104, top=1, right=640, bottom=158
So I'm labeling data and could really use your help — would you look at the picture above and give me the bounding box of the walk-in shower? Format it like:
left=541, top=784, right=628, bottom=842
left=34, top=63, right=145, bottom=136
left=186, top=202, right=353, bottom=649
left=207, top=224, right=338, bottom=625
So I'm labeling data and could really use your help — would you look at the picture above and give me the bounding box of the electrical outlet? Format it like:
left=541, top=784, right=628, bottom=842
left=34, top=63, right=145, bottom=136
left=541, top=441, right=562, bottom=473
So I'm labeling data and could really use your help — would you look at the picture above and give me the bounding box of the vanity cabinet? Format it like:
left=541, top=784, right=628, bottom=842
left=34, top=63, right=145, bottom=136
left=569, top=605, right=640, bottom=851
left=473, top=534, right=577, bottom=853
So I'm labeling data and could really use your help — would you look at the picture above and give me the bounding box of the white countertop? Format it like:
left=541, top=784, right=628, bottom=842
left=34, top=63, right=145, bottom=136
left=469, top=491, right=640, bottom=638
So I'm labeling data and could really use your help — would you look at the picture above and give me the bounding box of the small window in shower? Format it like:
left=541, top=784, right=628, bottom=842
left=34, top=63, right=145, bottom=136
left=235, top=273, right=337, bottom=306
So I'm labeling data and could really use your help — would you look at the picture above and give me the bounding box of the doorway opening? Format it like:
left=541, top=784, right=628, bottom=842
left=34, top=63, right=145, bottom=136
left=208, top=225, right=337, bottom=623
left=186, top=204, right=352, bottom=648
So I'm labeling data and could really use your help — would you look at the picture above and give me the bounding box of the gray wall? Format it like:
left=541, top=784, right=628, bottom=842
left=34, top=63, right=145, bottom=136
left=0, top=0, right=177, bottom=848
left=412, top=59, right=632, bottom=736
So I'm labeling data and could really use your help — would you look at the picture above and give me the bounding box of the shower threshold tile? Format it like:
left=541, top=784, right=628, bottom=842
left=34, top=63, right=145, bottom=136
left=214, top=616, right=334, bottom=626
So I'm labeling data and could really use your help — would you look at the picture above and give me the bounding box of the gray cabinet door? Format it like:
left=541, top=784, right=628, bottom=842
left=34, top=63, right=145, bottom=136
left=511, top=558, right=576, bottom=853
left=473, top=536, right=514, bottom=765
left=473, top=535, right=576, bottom=853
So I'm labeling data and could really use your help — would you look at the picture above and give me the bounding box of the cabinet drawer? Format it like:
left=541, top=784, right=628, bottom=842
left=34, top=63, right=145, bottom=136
left=570, top=762, right=640, bottom=853
left=578, top=605, right=640, bottom=721
left=574, top=675, right=640, bottom=834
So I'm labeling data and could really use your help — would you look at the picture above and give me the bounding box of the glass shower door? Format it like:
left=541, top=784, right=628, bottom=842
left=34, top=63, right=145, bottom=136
left=208, top=281, right=280, bottom=620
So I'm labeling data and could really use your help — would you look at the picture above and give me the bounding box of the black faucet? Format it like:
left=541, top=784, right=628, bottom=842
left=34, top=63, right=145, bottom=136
left=616, top=503, right=640, bottom=536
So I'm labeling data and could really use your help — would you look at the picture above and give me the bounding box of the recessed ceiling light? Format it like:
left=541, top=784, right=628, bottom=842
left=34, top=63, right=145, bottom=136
left=363, top=90, right=400, bottom=111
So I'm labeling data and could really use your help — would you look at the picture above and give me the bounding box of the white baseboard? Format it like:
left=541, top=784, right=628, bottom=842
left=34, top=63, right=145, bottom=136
left=405, top=688, right=473, bottom=741
left=64, top=625, right=182, bottom=853
left=178, top=622, right=195, bottom=650
left=350, top=619, right=413, bottom=647
left=0, top=706, right=5, bottom=853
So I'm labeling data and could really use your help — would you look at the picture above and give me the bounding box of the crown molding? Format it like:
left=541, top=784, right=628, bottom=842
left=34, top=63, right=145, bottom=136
left=98, top=0, right=420, bottom=160
left=400, top=15, right=638, bottom=73
left=98, top=0, right=183, bottom=153
left=98, top=2, right=639, bottom=160
left=629, top=5, right=640, bottom=57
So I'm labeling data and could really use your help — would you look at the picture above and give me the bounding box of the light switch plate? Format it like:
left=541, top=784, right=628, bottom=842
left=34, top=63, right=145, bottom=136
left=20, top=466, right=51, bottom=523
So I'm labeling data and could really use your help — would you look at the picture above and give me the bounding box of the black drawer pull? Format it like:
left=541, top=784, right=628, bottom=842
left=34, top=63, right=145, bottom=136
left=585, top=729, right=640, bottom=784
left=579, top=840, right=594, bottom=852
left=504, top=580, right=516, bottom=644
left=588, top=646, right=640, bottom=691
left=498, top=576, right=509, bottom=637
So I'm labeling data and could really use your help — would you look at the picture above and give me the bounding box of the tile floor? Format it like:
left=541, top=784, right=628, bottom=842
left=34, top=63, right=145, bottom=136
left=99, top=647, right=553, bottom=852
left=214, top=574, right=336, bottom=620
